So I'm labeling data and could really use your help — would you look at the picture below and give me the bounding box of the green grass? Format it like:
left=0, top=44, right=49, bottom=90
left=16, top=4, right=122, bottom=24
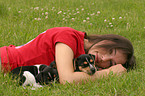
left=0, top=0, right=145, bottom=95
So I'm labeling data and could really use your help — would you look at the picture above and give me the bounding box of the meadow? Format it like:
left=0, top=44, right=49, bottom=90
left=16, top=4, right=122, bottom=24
left=0, top=0, right=145, bottom=95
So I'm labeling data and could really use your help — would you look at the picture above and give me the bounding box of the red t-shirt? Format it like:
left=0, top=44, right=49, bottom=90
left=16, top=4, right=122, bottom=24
left=0, top=27, right=86, bottom=71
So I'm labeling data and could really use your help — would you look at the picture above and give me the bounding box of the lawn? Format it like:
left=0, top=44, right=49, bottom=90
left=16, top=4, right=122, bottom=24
left=0, top=0, right=145, bottom=95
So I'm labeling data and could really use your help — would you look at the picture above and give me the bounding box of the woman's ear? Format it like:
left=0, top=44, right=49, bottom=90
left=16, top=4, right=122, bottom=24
left=84, top=39, right=92, bottom=50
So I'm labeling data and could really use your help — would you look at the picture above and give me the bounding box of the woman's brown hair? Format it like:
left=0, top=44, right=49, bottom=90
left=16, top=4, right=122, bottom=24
left=85, top=34, right=136, bottom=70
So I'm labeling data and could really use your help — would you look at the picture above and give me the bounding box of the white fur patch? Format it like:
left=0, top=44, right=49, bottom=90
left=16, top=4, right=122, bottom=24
left=34, top=65, right=41, bottom=74
left=23, top=71, right=42, bottom=88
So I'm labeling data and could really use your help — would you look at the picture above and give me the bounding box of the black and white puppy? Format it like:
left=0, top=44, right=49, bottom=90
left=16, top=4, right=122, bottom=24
left=35, top=54, right=96, bottom=85
left=10, top=54, right=96, bottom=87
left=10, top=64, right=48, bottom=87
left=74, top=54, right=96, bottom=75
left=36, top=61, right=59, bottom=85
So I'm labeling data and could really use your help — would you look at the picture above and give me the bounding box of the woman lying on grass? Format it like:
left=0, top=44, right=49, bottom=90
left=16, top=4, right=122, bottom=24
left=0, top=27, right=136, bottom=84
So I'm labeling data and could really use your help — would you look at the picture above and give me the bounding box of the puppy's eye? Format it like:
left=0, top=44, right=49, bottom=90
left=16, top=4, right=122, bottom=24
left=90, top=59, right=93, bottom=62
left=84, top=61, right=88, bottom=64
left=54, top=75, right=56, bottom=77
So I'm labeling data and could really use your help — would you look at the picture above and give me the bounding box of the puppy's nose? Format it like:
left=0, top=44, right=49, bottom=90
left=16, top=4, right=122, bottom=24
left=89, top=63, right=96, bottom=74
left=91, top=67, right=96, bottom=74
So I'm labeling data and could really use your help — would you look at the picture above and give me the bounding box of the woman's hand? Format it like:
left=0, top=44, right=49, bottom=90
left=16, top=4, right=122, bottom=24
left=108, top=64, right=127, bottom=75
left=93, top=64, right=126, bottom=79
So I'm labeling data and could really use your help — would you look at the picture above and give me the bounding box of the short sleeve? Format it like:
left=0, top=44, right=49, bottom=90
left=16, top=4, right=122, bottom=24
left=53, top=30, right=78, bottom=56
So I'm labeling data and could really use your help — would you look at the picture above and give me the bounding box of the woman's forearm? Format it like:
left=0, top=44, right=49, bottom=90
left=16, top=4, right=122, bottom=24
left=59, top=69, right=110, bottom=84
left=59, top=64, right=126, bottom=84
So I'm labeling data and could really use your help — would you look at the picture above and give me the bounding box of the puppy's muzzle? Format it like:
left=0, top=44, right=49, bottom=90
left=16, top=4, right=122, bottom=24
left=89, top=63, right=96, bottom=75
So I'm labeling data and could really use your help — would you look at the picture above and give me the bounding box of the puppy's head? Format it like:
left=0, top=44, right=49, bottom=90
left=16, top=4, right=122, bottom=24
left=49, top=61, right=57, bottom=69
left=75, top=54, right=96, bottom=75
left=36, top=66, right=58, bottom=85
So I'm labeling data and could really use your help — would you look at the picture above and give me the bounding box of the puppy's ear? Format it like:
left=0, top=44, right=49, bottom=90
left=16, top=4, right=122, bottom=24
left=39, top=64, right=48, bottom=71
left=50, top=61, right=57, bottom=69
left=35, top=72, right=43, bottom=83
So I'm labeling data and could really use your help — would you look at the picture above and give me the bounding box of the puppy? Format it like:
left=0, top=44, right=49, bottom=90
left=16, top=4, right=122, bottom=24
left=74, top=54, right=96, bottom=75
left=35, top=62, right=59, bottom=85
left=10, top=54, right=96, bottom=86
left=10, top=64, right=48, bottom=86
left=44, top=54, right=96, bottom=76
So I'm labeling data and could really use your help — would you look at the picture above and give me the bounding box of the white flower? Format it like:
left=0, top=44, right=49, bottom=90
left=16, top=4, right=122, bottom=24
left=34, top=18, right=37, bottom=20
left=86, top=17, right=90, bottom=20
left=112, top=18, right=115, bottom=20
left=109, top=23, right=112, bottom=25
left=52, top=7, right=55, bottom=9
left=41, top=8, right=43, bottom=11
left=63, top=18, right=65, bottom=20
left=77, top=11, right=80, bottom=14
left=45, top=16, right=48, bottom=19
left=73, top=13, right=76, bottom=15
left=81, top=8, right=84, bottom=11
left=76, top=8, right=79, bottom=10
left=63, top=12, right=66, bottom=14
left=90, top=23, right=93, bottom=25
left=34, top=7, right=39, bottom=10
left=18, top=11, right=21, bottom=13
left=72, top=18, right=75, bottom=20
left=8, top=7, right=11, bottom=10
left=37, top=18, right=41, bottom=21
left=144, top=27, right=145, bottom=29
left=45, top=12, right=48, bottom=15
left=97, top=11, right=100, bottom=14
left=57, top=11, right=62, bottom=14
left=83, top=20, right=86, bottom=22
left=119, top=17, right=122, bottom=19
left=42, top=13, right=44, bottom=15
left=104, top=19, right=107, bottom=22
left=110, top=25, right=113, bottom=27
left=91, top=13, right=95, bottom=16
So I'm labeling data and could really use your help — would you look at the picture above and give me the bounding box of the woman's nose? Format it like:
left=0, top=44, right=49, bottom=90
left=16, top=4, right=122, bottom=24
left=101, top=55, right=112, bottom=61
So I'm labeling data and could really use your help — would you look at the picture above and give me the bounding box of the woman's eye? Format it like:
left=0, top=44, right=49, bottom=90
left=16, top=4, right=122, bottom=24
left=109, top=49, right=113, bottom=54
left=110, top=60, right=113, bottom=66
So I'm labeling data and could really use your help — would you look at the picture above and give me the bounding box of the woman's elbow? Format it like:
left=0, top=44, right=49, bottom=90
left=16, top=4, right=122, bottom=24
left=59, top=77, right=75, bottom=84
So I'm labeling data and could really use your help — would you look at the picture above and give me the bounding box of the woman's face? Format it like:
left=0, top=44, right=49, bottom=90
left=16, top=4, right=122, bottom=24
left=88, top=40, right=127, bottom=70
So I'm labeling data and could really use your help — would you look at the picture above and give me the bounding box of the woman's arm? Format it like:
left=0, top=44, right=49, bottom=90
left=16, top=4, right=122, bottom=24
left=55, top=43, right=126, bottom=84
